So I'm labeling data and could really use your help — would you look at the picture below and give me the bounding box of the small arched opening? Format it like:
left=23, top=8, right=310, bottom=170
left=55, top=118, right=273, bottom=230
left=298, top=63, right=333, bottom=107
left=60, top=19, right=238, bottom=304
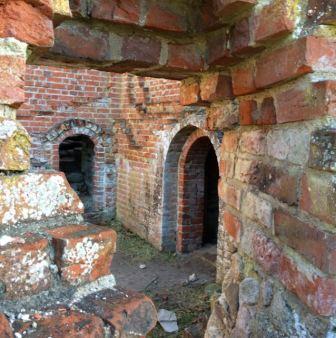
left=59, top=135, right=95, bottom=212
left=162, top=126, right=219, bottom=253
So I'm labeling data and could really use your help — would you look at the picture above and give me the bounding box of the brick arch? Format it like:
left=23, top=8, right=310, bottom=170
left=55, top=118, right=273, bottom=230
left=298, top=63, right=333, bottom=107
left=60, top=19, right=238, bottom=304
left=44, top=119, right=112, bottom=214
left=162, top=126, right=219, bottom=252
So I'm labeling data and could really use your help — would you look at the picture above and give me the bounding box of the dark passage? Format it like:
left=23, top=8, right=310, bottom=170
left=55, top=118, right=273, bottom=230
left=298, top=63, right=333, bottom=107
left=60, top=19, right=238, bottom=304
left=59, top=135, right=94, bottom=211
left=203, top=146, right=219, bottom=245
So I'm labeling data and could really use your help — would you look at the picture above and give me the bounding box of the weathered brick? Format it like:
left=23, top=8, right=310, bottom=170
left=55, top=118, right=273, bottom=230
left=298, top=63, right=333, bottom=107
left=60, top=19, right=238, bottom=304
left=0, top=234, right=51, bottom=299
left=214, top=0, right=256, bottom=18
left=278, top=255, right=336, bottom=317
left=90, top=0, right=141, bottom=25
left=256, top=37, right=336, bottom=89
left=121, top=35, right=162, bottom=67
left=252, top=229, right=336, bottom=316
left=309, top=129, right=336, bottom=173
left=13, top=308, right=105, bottom=337
left=200, top=73, right=233, bottom=102
left=0, top=314, right=13, bottom=338
left=167, top=43, right=205, bottom=72
left=48, top=224, right=117, bottom=284
left=0, top=0, right=54, bottom=47
left=254, top=0, right=296, bottom=43
left=300, top=170, right=336, bottom=224
left=207, top=29, right=235, bottom=66
left=239, top=129, right=266, bottom=155
left=145, top=4, right=187, bottom=32
left=232, top=62, right=256, bottom=95
left=240, top=97, right=276, bottom=125
left=75, top=288, right=157, bottom=337
left=223, top=210, right=241, bottom=242
left=242, top=191, right=273, bottom=228
left=275, top=210, right=336, bottom=274
left=53, top=21, right=116, bottom=61
left=252, top=230, right=282, bottom=274
left=180, top=78, right=201, bottom=106
left=275, top=81, right=336, bottom=123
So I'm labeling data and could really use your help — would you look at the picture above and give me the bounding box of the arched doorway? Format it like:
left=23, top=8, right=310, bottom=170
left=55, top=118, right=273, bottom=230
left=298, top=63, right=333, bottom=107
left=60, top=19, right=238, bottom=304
left=162, top=127, right=219, bottom=253
left=59, top=135, right=94, bottom=212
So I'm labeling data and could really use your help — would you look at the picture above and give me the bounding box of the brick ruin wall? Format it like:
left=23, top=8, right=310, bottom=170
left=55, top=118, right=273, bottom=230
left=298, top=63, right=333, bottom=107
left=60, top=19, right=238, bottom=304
left=1, top=0, right=336, bottom=337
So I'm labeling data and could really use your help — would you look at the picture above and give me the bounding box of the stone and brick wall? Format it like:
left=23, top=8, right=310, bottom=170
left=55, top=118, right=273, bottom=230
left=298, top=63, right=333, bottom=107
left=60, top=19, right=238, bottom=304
left=1, top=0, right=336, bottom=337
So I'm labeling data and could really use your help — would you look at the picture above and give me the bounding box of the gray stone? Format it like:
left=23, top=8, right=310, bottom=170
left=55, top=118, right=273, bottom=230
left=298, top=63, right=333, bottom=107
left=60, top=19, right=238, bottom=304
left=239, top=277, right=260, bottom=306
left=261, top=280, right=273, bottom=307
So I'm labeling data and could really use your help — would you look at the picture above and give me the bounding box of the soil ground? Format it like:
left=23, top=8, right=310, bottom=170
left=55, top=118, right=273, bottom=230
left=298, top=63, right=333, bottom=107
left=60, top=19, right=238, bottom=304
left=108, top=220, right=220, bottom=337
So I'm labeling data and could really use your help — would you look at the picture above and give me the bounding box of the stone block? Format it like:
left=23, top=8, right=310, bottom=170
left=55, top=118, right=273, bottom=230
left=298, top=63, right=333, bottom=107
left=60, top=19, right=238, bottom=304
left=48, top=224, right=117, bottom=284
left=0, top=233, right=51, bottom=299
left=13, top=308, right=105, bottom=337
left=0, top=38, right=27, bottom=107
left=0, top=172, right=84, bottom=227
left=74, top=288, right=157, bottom=337
left=206, top=103, right=239, bottom=130
left=223, top=210, right=241, bottom=242
left=219, top=181, right=242, bottom=210
left=239, top=129, right=266, bottom=155
left=234, top=158, right=264, bottom=186
left=259, top=164, right=300, bottom=206
left=0, top=119, right=30, bottom=171
left=221, top=130, right=240, bottom=153
left=300, top=169, right=336, bottom=224
left=242, top=192, right=273, bottom=228
left=309, top=129, right=336, bottom=172
left=220, top=154, right=236, bottom=178
left=267, top=126, right=310, bottom=165
left=239, top=277, right=260, bottom=306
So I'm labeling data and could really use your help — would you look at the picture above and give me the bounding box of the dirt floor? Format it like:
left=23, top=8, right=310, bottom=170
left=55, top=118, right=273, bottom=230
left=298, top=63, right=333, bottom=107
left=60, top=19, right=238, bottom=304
left=108, top=220, right=220, bottom=337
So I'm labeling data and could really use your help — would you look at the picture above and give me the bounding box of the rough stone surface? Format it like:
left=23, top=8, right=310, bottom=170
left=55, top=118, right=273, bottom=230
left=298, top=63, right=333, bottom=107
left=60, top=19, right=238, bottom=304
left=0, top=172, right=84, bottom=227
left=0, top=119, right=30, bottom=171
left=0, top=233, right=51, bottom=299
left=48, top=224, right=117, bottom=284
left=13, top=308, right=105, bottom=337
left=75, top=288, right=157, bottom=337
left=239, top=277, right=260, bottom=306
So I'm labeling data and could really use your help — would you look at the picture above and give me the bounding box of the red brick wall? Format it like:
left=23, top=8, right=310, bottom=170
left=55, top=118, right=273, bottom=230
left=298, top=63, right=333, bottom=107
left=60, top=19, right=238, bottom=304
left=17, top=66, right=182, bottom=220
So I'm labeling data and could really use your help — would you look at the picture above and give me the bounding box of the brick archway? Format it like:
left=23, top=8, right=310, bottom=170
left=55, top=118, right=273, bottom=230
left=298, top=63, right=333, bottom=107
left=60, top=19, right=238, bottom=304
left=43, top=119, right=115, bottom=216
left=162, top=126, right=219, bottom=253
